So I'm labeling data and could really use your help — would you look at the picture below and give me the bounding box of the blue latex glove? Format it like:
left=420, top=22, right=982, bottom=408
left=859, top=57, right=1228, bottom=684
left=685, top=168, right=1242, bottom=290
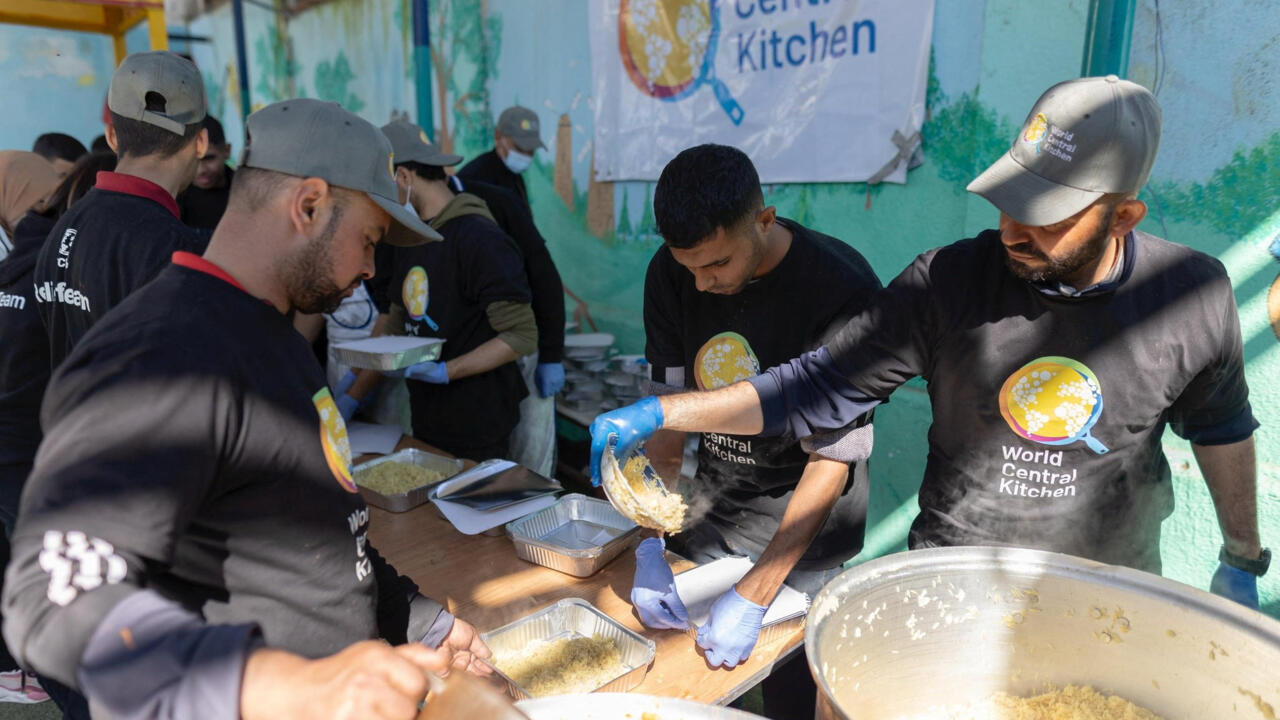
left=336, top=393, right=360, bottom=423
left=535, top=362, right=566, bottom=398
left=630, top=537, right=689, bottom=630
left=588, top=396, right=664, bottom=486
left=383, top=360, right=449, bottom=384
left=696, top=587, right=767, bottom=669
left=334, top=370, right=358, bottom=397
left=1210, top=562, right=1259, bottom=609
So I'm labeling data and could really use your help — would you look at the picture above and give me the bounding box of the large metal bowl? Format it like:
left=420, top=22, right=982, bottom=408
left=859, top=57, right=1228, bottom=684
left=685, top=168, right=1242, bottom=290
left=806, top=546, right=1280, bottom=720
left=516, top=693, right=766, bottom=719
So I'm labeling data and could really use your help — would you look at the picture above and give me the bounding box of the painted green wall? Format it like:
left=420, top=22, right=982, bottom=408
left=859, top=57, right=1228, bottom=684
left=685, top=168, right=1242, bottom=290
left=172, top=0, right=1277, bottom=615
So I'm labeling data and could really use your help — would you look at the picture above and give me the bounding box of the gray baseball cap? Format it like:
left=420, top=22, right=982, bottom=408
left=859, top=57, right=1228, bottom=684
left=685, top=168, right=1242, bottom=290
left=380, top=120, right=463, bottom=167
left=107, top=51, right=207, bottom=136
left=967, top=75, right=1162, bottom=226
left=240, top=99, right=440, bottom=246
left=496, top=106, right=545, bottom=152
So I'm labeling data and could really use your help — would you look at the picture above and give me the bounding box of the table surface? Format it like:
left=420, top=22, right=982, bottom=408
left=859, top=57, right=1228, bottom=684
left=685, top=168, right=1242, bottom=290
left=367, top=500, right=804, bottom=706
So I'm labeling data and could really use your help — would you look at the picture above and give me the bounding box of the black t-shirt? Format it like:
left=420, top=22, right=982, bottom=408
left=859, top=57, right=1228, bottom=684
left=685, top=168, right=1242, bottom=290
left=7, top=256, right=441, bottom=683
left=0, top=211, right=56, bottom=466
left=177, top=166, right=234, bottom=230
left=448, top=175, right=566, bottom=362
left=815, top=230, right=1256, bottom=571
left=457, top=150, right=529, bottom=207
left=645, top=218, right=882, bottom=568
left=390, top=205, right=532, bottom=455
left=34, top=173, right=208, bottom=368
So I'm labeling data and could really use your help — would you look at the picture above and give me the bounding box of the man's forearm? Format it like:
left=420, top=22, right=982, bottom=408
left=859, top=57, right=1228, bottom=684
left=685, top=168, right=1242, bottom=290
left=445, top=338, right=519, bottom=382
left=659, top=382, right=764, bottom=436
left=736, top=455, right=848, bottom=606
left=1193, top=435, right=1263, bottom=558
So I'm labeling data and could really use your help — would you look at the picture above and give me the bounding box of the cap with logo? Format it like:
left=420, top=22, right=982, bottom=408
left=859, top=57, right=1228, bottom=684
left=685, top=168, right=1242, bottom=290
left=240, top=99, right=440, bottom=246
left=496, top=106, right=546, bottom=153
left=107, top=51, right=207, bottom=136
left=380, top=120, right=463, bottom=168
left=967, top=75, right=1162, bottom=226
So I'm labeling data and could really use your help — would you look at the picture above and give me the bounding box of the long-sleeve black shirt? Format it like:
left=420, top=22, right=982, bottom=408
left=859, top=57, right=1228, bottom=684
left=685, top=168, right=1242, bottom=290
left=4, top=254, right=448, bottom=719
left=747, top=230, right=1256, bottom=572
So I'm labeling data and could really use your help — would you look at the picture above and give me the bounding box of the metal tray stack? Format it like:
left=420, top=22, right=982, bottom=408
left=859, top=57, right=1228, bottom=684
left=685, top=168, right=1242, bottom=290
left=506, top=494, right=639, bottom=577
left=351, top=448, right=465, bottom=512
left=482, top=598, right=656, bottom=700
left=333, top=336, right=445, bottom=371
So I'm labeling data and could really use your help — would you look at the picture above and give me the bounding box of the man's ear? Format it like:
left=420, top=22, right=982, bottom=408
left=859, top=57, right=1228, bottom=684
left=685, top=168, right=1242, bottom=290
left=289, top=177, right=331, bottom=235
left=1110, top=198, right=1148, bottom=238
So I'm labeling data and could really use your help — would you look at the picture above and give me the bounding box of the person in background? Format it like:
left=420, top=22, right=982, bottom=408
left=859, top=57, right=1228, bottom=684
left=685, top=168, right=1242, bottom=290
left=89, top=135, right=111, bottom=155
left=31, top=134, right=88, bottom=179
left=178, top=115, right=235, bottom=229
left=591, top=77, right=1269, bottom=607
left=0, top=152, right=59, bottom=262
left=445, top=170, right=566, bottom=476
left=34, top=51, right=209, bottom=368
left=380, top=120, right=537, bottom=460
left=0, top=151, right=115, bottom=713
left=4, top=98, right=492, bottom=720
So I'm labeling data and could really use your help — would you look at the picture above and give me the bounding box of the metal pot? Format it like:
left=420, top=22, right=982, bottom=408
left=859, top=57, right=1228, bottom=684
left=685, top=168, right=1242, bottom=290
left=516, top=693, right=767, bottom=719
left=806, top=547, right=1280, bottom=719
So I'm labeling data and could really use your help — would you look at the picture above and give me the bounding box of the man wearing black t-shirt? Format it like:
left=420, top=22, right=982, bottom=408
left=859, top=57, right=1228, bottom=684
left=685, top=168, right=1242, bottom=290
left=381, top=120, right=537, bottom=461
left=177, top=114, right=235, bottom=229
left=610, top=145, right=878, bottom=718
left=4, top=99, right=492, bottom=719
left=34, top=51, right=210, bottom=368
left=591, top=77, right=1270, bottom=608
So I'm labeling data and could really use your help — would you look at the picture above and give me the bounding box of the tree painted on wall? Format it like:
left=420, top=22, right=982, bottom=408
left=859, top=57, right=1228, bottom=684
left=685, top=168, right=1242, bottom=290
left=254, top=29, right=299, bottom=106
left=637, top=184, right=657, bottom=243
left=314, top=51, right=366, bottom=113
left=202, top=70, right=227, bottom=124
left=616, top=192, right=634, bottom=241
left=429, top=0, right=502, bottom=156
left=1148, top=131, right=1280, bottom=239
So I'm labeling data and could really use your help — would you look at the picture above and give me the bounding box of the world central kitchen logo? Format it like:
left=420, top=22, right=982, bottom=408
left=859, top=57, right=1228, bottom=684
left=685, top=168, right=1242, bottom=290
left=618, top=0, right=878, bottom=126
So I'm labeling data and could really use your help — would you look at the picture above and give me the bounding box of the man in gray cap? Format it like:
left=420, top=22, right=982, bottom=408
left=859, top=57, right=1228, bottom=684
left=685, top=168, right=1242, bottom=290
left=5, top=99, right=496, bottom=720
left=588, top=76, right=1269, bottom=608
left=372, top=119, right=537, bottom=461
left=34, top=51, right=210, bottom=368
left=458, top=105, right=544, bottom=206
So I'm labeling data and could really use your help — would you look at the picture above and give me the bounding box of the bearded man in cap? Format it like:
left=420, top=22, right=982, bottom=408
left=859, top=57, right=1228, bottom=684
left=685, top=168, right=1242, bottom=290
left=4, top=99, right=491, bottom=720
left=589, top=76, right=1269, bottom=608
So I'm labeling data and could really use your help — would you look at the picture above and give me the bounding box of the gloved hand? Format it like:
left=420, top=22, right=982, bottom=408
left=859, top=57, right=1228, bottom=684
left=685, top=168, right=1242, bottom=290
left=588, top=395, right=664, bottom=486
left=696, top=587, right=767, bottom=669
left=383, top=360, right=449, bottom=384
left=630, top=537, right=689, bottom=630
left=333, top=370, right=362, bottom=422
left=535, top=362, right=566, bottom=398
left=1210, top=562, right=1259, bottom=609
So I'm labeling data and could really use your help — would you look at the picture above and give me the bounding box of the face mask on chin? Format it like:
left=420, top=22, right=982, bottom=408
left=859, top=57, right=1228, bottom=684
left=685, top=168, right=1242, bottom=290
left=503, top=147, right=533, bottom=174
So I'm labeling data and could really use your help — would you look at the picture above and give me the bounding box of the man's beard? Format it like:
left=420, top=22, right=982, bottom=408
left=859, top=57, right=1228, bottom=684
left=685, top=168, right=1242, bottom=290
left=1004, top=209, right=1115, bottom=285
left=281, top=205, right=359, bottom=314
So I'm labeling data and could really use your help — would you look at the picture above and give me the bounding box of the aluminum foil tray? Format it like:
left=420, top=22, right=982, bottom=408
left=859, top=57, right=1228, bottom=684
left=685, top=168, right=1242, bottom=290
left=333, top=336, right=445, bottom=371
left=506, top=494, right=638, bottom=577
left=352, top=448, right=464, bottom=512
left=482, top=598, right=655, bottom=700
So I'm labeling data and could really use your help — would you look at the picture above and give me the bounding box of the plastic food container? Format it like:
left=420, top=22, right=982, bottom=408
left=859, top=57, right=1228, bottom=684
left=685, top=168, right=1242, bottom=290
left=333, top=336, right=445, bottom=371
left=352, top=448, right=464, bottom=512
left=506, top=494, right=639, bottom=577
left=482, top=598, right=655, bottom=700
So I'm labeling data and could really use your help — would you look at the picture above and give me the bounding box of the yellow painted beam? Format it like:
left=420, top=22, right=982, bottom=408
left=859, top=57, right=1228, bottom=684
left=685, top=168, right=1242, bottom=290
left=145, top=6, right=166, bottom=50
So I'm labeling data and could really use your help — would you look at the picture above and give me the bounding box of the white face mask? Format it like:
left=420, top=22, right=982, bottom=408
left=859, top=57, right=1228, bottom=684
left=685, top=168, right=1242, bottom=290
left=503, top=148, right=533, bottom=174
left=401, top=183, right=414, bottom=214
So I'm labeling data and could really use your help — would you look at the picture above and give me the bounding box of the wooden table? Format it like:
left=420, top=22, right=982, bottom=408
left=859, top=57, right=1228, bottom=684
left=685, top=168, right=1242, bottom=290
left=368, top=501, right=805, bottom=705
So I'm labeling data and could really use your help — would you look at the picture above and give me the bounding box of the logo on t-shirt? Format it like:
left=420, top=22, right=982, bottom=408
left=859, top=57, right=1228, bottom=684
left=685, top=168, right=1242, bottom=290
left=313, top=387, right=356, bottom=492
left=402, top=265, right=429, bottom=321
left=998, top=356, right=1109, bottom=455
left=694, top=332, right=760, bottom=390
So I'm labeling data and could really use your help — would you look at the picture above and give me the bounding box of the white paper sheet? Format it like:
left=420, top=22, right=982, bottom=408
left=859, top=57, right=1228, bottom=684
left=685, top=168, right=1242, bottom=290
left=431, top=493, right=559, bottom=536
left=674, top=556, right=810, bottom=627
left=346, top=422, right=403, bottom=456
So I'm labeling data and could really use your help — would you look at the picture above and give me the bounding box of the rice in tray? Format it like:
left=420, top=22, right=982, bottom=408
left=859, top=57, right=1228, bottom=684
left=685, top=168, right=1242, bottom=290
left=493, top=634, right=624, bottom=697
left=354, top=460, right=448, bottom=495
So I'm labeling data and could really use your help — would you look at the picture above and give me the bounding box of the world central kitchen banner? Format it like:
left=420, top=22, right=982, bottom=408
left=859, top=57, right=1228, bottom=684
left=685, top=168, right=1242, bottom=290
left=589, top=0, right=935, bottom=183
